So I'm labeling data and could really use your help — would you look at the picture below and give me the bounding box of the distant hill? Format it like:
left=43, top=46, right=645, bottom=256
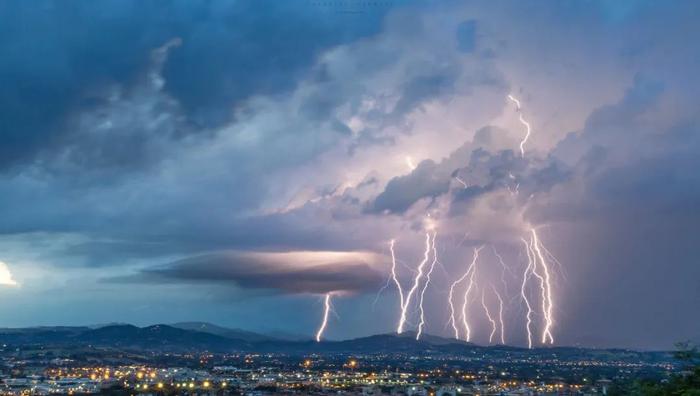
left=0, top=324, right=675, bottom=363
left=170, top=322, right=273, bottom=342
left=171, top=322, right=312, bottom=342
left=79, top=324, right=251, bottom=351
left=245, top=331, right=481, bottom=355
left=0, top=324, right=251, bottom=352
left=0, top=325, right=481, bottom=354
left=262, top=329, right=312, bottom=342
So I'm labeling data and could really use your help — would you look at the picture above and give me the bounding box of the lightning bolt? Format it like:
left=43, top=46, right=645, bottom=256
left=315, top=293, right=332, bottom=342
left=525, top=238, right=549, bottom=343
left=507, top=94, right=532, bottom=156
left=530, top=228, right=555, bottom=344
left=454, top=176, right=468, bottom=189
left=481, top=290, right=497, bottom=344
left=416, top=233, right=439, bottom=340
left=397, top=232, right=432, bottom=334
left=491, top=245, right=514, bottom=296
left=447, top=246, right=482, bottom=340
left=491, top=285, right=506, bottom=345
left=507, top=92, right=558, bottom=346
left=448, top=277, right=466, bottom=340
left=460, top=246, right=484, bottom=342
left=520, top=238, right=535, bottom=349
left=389, top=239, right=406, bottom=319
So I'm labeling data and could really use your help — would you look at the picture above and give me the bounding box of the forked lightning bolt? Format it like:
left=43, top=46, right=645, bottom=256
left=315, top=293, right=332, bottom=342
left=520, top=228, right=556, bottom=347
left=461, top=252, right=479, bottom=342
left=526, top=239, right=549, bottom=343
left=530, top=228, right=555, bottom=344
left=393, top=232, right=434, bottom=334
left=447, top=246, right=482, bottom=340
left=491, top=285, right=506, bottom=345
left=416, top=233, right=439, bottom=340
left=460, top=246, right=484, bottom=342
left=389, top=240, right=406, bottom=319
left=507, top=94, right=532, bottom=156
left=520, top=238, right=535, bottom=349
left=481, top=291, right=497, bottom=344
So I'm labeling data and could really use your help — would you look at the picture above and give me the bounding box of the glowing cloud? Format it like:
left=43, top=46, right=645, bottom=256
left=0, top=262, right=17, bottom=287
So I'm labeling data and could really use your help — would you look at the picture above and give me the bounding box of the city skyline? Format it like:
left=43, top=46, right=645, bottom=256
left=0, top=1, right=698, bottom=350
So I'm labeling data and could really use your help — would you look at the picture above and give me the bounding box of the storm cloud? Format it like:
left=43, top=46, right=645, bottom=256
left=0, top=1, right=697, bottom=346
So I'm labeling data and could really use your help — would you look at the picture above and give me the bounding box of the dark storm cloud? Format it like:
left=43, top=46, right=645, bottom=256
left=370, top=159, right=450, bottom=214
left=368, top=126, right=563, bottom=215
left=0, top=0, right=485, bottom=248
left=0, top=1, right=166, bottom=170
left=106, top=251, right=385, bottom=295
left=520, top=76, right=700, bottom=348
left=391, top=65, right=461, bottom=118
left=456, top=20, right=477, bottom=53
left=161, top=2, right=390, bottom=128
left=0, top=0, right=388, bottom=171
left=534, top=77, right=700, bottom=224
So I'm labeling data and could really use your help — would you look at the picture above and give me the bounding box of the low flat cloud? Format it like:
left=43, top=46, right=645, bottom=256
left=107, top=250, right=387, bottom=295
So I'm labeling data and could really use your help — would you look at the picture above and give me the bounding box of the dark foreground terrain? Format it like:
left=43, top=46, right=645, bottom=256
left=0, top=323, right=695, bottom=395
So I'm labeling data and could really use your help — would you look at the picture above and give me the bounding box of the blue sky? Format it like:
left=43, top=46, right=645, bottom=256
left=0, top=0, right=698, bottom=349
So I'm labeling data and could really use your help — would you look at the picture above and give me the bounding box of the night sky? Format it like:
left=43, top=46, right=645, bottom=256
left=0, top=1, right=698, bottom=350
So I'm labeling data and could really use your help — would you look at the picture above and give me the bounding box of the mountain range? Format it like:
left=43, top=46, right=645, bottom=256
left=0, top=322, right=674, bottom=361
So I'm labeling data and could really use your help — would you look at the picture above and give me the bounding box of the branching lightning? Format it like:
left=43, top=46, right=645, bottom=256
left=416, top=233, right=439, bottom=340
left=458, top=246, right=484, bottom=342
left=397, top=232, right=432, bottom=334
left=530, top=228, right=555, bottom=344
left=481, top=290, right=497, bottom=344
left=507, top=94, right=532, bottom=156
left=519, top=227, right=556, bottom=347
left=491, top=285, right=506, bottom=345
left=447, top=246, right=482, bottom=340
left=389, top=239, right=406, bottom=317
left=315, top=293, right=332, bottom=342
left=520, top=238, right=535, bottom=349
left=491, top=245, right=514, bottom=295
left=460, top=257, right=478, bottom=342
left=362, top=93, right=562, bottom=348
